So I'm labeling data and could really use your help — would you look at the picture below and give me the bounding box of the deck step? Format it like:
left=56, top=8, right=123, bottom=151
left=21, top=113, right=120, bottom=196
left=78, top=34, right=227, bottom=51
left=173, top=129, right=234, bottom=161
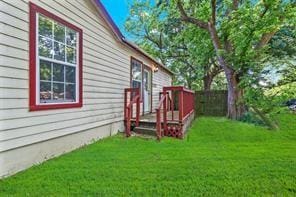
left=131, top=121, right=157, bottom=129
left=134, top=126, right=157, bottom=136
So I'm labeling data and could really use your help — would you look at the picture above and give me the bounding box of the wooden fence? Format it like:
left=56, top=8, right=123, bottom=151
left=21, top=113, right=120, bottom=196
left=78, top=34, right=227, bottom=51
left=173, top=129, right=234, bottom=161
left=195, top=90, right=228, bottom=116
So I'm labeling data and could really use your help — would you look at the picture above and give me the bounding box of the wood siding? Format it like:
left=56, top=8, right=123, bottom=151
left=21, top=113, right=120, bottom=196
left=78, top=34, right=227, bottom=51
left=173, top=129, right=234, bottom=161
left=152, top=68, right=172, bottom=110
left=0, top=0, right=172, bottom=152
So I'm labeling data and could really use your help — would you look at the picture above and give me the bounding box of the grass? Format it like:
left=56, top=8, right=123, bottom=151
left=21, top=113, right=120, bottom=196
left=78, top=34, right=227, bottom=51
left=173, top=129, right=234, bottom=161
left=0, top=113, right=295, bottom=196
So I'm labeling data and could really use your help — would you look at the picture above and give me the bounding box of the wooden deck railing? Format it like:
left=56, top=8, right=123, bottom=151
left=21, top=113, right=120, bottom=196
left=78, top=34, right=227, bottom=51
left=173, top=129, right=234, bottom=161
left=156, top=86, right=195, bottom=139
left=155, top=93, right=167, bottom=140
left=181, top=88, right=195, bottom=121
left=159, top=91, right=172, bottom=111
left=124, top=88, right=140, bottom=137
left=163, top=86, right=195, bottom=122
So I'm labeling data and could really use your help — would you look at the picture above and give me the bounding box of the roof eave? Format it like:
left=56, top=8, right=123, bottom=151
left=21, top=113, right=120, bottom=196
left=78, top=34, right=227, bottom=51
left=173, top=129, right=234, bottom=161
left=122, top=39, right=174, bottom=76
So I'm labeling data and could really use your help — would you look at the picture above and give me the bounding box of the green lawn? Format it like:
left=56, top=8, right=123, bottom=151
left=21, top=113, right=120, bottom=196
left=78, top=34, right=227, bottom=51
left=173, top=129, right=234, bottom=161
left=1, top=113, right=295, bottom=196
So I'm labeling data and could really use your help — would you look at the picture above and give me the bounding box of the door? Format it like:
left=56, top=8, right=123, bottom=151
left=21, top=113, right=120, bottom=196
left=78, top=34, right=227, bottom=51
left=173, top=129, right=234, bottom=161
left=143, top=69, right=151, bottom=113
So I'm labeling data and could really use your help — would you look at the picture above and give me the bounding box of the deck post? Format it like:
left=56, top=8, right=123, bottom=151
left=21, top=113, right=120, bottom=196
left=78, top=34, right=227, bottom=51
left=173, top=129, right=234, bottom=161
left=179, top=89, right=184, bottom=123
left=156, top=108, right=161, bottom=140
left=163, top=90, right=168, bottom=136
left=124, top=89, right=127, bottom=122
left=126, top=107, right=131, bottom=137
left=130, top=90, right=133, bottom=118
left=136, top=96, right=140, bottom=127
left=171, top=90, right=174, bottom=121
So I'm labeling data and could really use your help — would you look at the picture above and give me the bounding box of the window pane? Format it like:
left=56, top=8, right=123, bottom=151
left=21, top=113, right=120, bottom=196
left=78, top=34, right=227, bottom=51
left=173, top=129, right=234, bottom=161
left=39, top=36, right=53, bottom=58
left=132, top=80, right=141, bottom=89
left=66, top=46, right=76, bottom=64
left=40, top=81, right=52, bottom=102
left=66, top=66, right=75, bottom=83
left=39, top=15, right=52, bottom=38
left=144, top=72, right=148, bottom=90
left=66, top=28, right=77, bottom=47
left=53, top=63, right=64, bottom=82
left=132, top=61, right=142, bottom=81
left=54, top=42, right=65, bottom=61
left=66, top=84, right=76, bottom=101
left=132, top=80, right=141, bottom=99
left=40, top=60, right=51, bottom=81
left=53, top=83, right=64, bottom=100
left=54, top=22, right=65, bottom=43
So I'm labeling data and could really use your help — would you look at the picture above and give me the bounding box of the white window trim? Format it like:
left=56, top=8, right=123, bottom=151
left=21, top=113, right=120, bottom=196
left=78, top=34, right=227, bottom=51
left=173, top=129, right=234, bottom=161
left=36, top=13, right=80, bottom=105
left=132, top=60, right=143, bottom=96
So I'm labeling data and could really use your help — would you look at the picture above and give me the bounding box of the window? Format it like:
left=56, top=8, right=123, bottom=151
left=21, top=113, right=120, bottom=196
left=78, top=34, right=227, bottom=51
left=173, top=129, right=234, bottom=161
left=38, top=16, right=77, bottom=103
left=29, top=3, right=82, bottom=111
left=131, top=58, right=143, bottom=98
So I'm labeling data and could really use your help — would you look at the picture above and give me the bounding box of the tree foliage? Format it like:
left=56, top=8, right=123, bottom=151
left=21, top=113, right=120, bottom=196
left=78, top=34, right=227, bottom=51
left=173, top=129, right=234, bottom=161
left=125, top=0, right=221, bottom=90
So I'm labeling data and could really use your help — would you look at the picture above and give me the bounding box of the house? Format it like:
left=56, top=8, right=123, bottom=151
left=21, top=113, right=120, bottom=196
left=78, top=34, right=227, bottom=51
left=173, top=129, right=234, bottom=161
left=0, top=0, right=194, bottom=178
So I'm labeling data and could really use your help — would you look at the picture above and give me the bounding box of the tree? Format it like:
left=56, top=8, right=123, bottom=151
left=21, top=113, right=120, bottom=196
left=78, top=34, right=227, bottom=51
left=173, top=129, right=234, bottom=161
left=174, top=0, right=295, bottom=119
left=125, top=0, right=222, bottom=91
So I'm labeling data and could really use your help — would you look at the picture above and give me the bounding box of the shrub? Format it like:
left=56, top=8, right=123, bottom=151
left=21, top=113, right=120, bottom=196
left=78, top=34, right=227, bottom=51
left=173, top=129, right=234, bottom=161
left=239, top=111, right=265, bottom=126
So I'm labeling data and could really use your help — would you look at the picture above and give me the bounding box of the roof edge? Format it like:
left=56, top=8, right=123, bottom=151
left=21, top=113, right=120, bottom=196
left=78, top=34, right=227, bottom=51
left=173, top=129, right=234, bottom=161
left=93, top=0, right=174, bottom=76
left=122, top=39, right=174, bottom=76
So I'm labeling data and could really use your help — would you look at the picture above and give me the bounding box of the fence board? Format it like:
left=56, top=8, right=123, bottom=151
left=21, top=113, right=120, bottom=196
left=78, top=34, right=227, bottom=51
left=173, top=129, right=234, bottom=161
left=195, top=90, right=228, bottom=116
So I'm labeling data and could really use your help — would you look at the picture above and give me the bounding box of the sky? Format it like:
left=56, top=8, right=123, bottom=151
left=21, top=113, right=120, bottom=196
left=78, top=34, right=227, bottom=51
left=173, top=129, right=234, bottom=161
left=101, top=0, right=132, bottom=38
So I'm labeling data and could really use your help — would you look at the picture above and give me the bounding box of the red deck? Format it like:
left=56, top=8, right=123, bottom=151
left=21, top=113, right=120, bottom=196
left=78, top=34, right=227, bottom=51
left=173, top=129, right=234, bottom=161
left=138, top=111, right=180, bottom=123
left=124, top=86, right=195, bottom=139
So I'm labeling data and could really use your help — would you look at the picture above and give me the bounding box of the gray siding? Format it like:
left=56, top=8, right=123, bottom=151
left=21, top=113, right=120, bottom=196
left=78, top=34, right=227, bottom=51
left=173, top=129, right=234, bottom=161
left=0, top=0, right=172, bottom=153
left=152, top=68, right=172, bottom=110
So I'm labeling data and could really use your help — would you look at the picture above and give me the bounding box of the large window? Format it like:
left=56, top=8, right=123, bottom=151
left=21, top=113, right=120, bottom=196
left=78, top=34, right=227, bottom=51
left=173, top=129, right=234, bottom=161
left=29, top=3, right=82, bottom=111
left=131, top=58, right=143, bottom=98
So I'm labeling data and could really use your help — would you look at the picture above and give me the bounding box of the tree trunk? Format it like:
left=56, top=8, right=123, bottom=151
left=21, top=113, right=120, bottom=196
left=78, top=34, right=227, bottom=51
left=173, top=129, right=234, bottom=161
left=203, top=74, right=213, bottom=91
left=207, top=22, right=245, bottom=119
left=185, top=77, right=192, bottom=89
left=224, top=68, right=245, bottom=119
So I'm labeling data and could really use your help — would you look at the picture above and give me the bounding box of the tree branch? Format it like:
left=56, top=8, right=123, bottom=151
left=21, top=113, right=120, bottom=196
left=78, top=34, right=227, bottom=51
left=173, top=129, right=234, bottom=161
left=239, top=2, right=271, bottom=54
left=211, top=0, right=216, bottom=25
left=143, top=26, right=163, bottom=50
left=225, top=0, right=239, bottom=19
left=255, top=3, right=284, bottom=50
left=207, top=58, right=223, bottom=76
left=166, top=54, right=190, bottom=58
left=260, top=4, right=269, bottom=18
left=179, top=59, right=196, bottom=71
left=255, top=31, right=277, bottom=49
left=176, top=0, right=209, bottom=30
left=233, top=0, right=239, bottom=10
